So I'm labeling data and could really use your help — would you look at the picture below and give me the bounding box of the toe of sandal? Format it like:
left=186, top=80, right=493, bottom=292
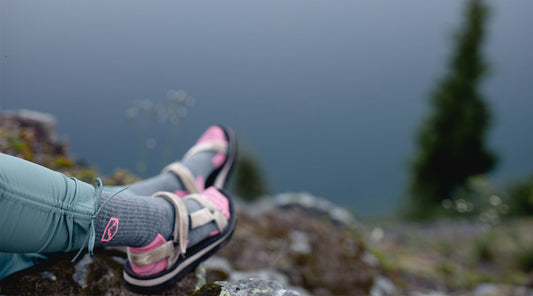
left=162, top=125, right=237, bottom=193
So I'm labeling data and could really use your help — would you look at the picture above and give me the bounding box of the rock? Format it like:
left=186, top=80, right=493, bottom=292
left=273, top=192, right=357, bottom=227
left=411, top=292, right=447, bottom=296
left=472, top=283, right=533, bottom=296
left=204, top=256, right=234, bottom=281
left=204, top=256, right=233, bottom=283
left=370, top=275, right=396, bottom=296
left=0, top=109, right=58, bottom=144
left=473, top=283, right=501, bottom=296
left=217, top=209, right=376, bottom=296
left=361, top=251, right=380, bottom=268
left=193, top=278, right=301, bottom=296
left=40, top=271, right=57, bottom=281
left=230, top=269, right=290, bottom=286
left=73, top=253, right=93, bottom=289
left=0, top=109, right=69, bottom=166
left=289, top=230, right=311, bottom=255
left=0, top=248, right=205, bottom=296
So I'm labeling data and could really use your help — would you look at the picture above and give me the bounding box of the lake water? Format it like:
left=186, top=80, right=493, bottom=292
left=1, top=0, right=532, bottom=217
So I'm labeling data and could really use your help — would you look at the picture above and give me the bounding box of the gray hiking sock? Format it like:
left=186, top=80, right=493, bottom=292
left=93, top=190, right=221, bottom=249
left=182, top=198, right=219, bottom=247
left=182, top=152, right=218, bottom=188
left=127, top=150, right=218, bottom=196
left=94, top=191, right=175, bottom=248
left=127, top=172, right=186, bottom=196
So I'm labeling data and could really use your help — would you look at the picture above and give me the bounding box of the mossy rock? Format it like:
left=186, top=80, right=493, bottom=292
left=193, top=279, right=300, bottom=296
left=0, top=248, right=205, bottom=296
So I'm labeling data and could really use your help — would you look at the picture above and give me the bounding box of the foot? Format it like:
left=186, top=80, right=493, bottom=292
left=122, top=187, right=237, bottom=294
left=127, top=125, right=237, bottom=196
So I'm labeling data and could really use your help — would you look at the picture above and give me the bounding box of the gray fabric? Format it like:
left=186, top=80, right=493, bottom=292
left=127, top=150, right=217, bottom=196
left=94, top=192, right=175, bottom=248
left=93, top=190, right=219, bottom=249
left=183, top=199, right=218, bottom=247
left=128, top=172, right=185, bottom=196
left=182, top=152, right=217, bottom=188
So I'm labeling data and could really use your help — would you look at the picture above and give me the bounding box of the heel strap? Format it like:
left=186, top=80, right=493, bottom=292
left=127, top=191, right=190, bottom=269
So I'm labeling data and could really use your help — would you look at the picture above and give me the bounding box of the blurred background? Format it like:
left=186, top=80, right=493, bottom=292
left=1, top=0, right=532, bottom=219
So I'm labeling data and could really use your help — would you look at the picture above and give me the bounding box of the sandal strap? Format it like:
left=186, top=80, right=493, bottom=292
left=183, top=141, right=227, bottom=161
left=126, top=191, right=228, bottom=269
left=187, top=194, right=228, bottom=232
left=154, top=192, right=189, bottom=256
left=127, top=192, right=189, bottom=269
left=127, top=240, right=175, bottom=267
left=161, top=162, right=200, bottom=193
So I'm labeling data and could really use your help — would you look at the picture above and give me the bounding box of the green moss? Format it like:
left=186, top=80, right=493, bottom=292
left=292, top=253, right=315, bottom=266
left=0, top=252, right=81, bottom=296
left=9, top=136, right=25, bottom=152
left=190, top=282, right=222, bottom=296
left=54, top=156, right=73, bottom=168
left=206, top=269, right=229, bottom=282
left=69, top=168, right=98, bottom=184
left=515, top=247, right=533, bottom=273
left=104, top=169, right=141, bottom=186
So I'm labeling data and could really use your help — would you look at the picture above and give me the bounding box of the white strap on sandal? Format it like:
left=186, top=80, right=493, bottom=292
left=183, top=141, right=227, bottom=161
left=187, top=194, right=228, bottom=231
left=161, top=141, right=227, bottom=194
left=127, top=191, right=228, bottom=269
left=161, top=163, right=200, bottom=194
left=127, top=191, right=189, bottom=269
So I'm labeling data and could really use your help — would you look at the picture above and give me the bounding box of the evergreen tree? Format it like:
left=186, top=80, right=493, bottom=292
left=408, top=0, right=497, bottom=219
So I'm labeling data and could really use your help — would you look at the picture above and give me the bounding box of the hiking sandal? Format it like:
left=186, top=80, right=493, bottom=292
left=162, top=125, right=237, bottom=193
left=122, top=187, right=237, bottom=294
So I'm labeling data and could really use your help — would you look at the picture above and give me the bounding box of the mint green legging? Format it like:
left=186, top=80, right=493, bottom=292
left=0, top=153, right=98, bottom=279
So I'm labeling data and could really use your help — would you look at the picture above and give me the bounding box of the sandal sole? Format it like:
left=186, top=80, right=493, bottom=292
left=207, top=125, right=237, bottom=189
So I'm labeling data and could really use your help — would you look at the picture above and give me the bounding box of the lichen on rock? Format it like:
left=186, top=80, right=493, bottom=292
left=193, top=279, right=301, bottom=296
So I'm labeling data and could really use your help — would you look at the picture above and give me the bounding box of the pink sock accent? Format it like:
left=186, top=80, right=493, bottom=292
left=101, top=217, right=119, bottom=242
left=129, top=234, right=168, bottom=276
left=196, top=175, right=205, bottom=191
left=197, top=126, right=227, bottom=144
left=174, top=190, right=189, bottom=197
left=203, top=187, right=230, bottom=220
left=212, top=153, right=226, bottom=169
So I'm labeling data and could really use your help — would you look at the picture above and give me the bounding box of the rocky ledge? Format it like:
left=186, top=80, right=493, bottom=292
left=0, top=199, right=379, bottom=296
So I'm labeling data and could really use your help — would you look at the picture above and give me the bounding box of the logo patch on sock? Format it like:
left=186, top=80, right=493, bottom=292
left=101, top=217, right=119, bottom=242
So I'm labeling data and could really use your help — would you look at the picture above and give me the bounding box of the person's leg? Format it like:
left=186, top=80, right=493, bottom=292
left=0, top=153, right=236, bottom=288
left=0, top=152, right=172, bottom=253
left=0, top=152, right=231, bottom=250
left=0, top=153, right=95, bottom=254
